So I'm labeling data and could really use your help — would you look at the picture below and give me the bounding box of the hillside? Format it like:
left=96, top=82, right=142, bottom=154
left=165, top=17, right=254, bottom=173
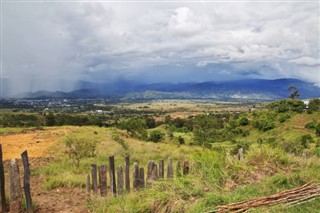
left=1, top=99, right=320, bottom=212
left=11, top=78, right=320, bottom=101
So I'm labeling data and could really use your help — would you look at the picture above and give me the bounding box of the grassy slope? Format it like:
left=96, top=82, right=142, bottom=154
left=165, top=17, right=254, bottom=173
left=36, top=112, right=320, bottom=212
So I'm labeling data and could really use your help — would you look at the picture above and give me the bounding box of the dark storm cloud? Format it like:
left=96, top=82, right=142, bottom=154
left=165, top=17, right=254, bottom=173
left=2, top=1, right=319, bottom=94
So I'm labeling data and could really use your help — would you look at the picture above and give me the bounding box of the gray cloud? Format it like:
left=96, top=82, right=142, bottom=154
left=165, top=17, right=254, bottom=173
left=2, top=1, right=319, bottom=94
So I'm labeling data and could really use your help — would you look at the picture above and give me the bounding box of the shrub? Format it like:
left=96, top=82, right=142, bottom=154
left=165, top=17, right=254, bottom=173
left=149, top=130, right=165, bottom=143
left=307, top=99, right=320, bottom=113
left=316, top=124, right=320, bottom=137
left=65, top=135, right=97, bottom=168
left=305, top=120, right=317, bottom=129
left=178, top=136, right=185, bottom=145
left=239, top=117, right=249, bottom=126
left=278, top=114, right=291, bottom=123
left=300, top=134, right=313, bottom=148
left=280, top=140, right=303, bottom=155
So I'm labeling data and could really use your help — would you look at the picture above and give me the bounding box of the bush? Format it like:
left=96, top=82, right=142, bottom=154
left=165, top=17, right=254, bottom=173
left=280, top=140, right=303, bottom=155
left=300, top=134, right=313, bottom=148
left=307, top=99, right=320, bottom=113
left=239, top=117, right=249, bottom=126
left=178, top=136, right=185, bottom=145
left=316, top=124, right=320, bottom=137
left=149, top=130, right=165, bottom=143
left=65, top=135, right=97, bottom=168
left=305, top=120, right=317, bottom=129
left=278, top=114, right=291, bottom=123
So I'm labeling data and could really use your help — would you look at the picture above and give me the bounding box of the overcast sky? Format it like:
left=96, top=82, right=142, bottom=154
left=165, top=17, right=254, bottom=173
left=1, top=1, right=320, bottom=93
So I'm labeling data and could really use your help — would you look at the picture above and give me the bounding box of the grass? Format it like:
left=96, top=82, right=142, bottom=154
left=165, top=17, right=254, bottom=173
left=33, top=110, right=320, bottom=212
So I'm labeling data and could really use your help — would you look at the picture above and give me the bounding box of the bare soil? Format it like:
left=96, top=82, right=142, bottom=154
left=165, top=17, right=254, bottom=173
left=1, top=128, right=89, bottom=212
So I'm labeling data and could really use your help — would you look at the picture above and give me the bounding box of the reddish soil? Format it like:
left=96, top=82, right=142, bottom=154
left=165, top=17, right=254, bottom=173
left=1, top=128, right=89, bottom=212
left=4, top=158, right=89, bottom=213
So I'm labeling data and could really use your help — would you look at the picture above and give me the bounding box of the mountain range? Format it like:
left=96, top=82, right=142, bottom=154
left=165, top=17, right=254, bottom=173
left=6, top=78, right=320, bottom=101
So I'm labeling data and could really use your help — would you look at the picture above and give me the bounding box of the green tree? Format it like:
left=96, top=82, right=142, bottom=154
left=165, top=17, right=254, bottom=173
left=119, top=118, right=147, bottom=138
left=45, top=112, right=56, bottom=126
left=193, top=114, right=223, bottom=148
left=65, top=135, right=97, bottom=168
left=149, top=130, right=164, bottom=143
left=288, top=86, right=300, bottom=99
left=307, top=99, right=320, bottom=113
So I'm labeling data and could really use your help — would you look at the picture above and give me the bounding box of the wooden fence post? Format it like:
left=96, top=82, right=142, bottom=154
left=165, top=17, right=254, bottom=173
left=91, top=164, right=98, bottom=194
left=167, top=157, right=174, bottom=179
left=86, top=174, right=90, bottom=198
left=117, top=166, right=124, bottom=195
left=0, top=145, right=6, bottom=212
left=21, top=151, right=33, bottom=213
left=159, top=160, right=164, bottom=179
left=133, top=162, right=139, bottom=190
left=109, top=156, right=117, bottom=196
left=151, top=163, right=158, bottom=180
left=146, top=161, right=153, bottom=184
left=176, top=161, right=181, bottom=177
left=9, top=159, right=22, bottom=213
left=98, top=165, right=107, bottom=197
left=183, top=161, right=189, bottom=175
left=124, top=156, right=130, bottom=192
left=139, top=167, right=145, bottom=188
left=237, top=148, right=244, bottom=161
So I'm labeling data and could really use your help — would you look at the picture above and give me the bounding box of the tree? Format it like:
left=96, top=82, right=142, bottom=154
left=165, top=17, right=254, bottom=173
left=193, top=114, right=223, bottom=148
left=307, top=99, right=320, bottom=113
left=288, top=86, right=300, bottom=99
left=45, top=112, right=56, bottom=126
left=149, top=130, right=164, bottom=142
left=119, top=118, right=147, bottom=138
left=65, top=135, right=97, bottom=168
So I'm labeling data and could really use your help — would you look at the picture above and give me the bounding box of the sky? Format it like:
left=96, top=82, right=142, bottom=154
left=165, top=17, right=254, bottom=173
left=1, top=1, right=320, bottom=94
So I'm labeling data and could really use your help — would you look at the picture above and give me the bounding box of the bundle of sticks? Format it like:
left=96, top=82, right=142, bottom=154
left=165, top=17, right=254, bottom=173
left=207, top=182, right=320, bottom=213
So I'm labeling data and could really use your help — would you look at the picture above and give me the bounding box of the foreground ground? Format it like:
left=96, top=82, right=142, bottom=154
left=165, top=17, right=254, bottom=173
left=1, top=108, right=320, bottom=212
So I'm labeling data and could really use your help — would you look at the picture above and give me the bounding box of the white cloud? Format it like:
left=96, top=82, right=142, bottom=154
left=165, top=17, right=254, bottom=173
left=2, top=1, right=320, bottom=93
left=289, top=57, right=320, bottom=67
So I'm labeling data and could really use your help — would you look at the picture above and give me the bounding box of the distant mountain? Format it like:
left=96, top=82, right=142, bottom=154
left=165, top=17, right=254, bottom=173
left=12, top=78, right=320, bottom=101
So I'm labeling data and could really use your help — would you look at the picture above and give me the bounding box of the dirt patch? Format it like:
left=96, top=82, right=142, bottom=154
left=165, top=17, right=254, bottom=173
left=0, top=127, right=72, bottom=160
left=32, top=176, right=89, bottom=213
left=4, top=158, right=89, bottom=213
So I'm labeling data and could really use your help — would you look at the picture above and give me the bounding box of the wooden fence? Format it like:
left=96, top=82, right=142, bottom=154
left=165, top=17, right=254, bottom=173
left=0, top=144, right=33, bottom=213
left=86, top=156, right=190, bottom=197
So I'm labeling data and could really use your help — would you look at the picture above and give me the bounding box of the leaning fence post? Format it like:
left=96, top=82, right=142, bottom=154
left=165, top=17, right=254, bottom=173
left=109, top=156, right=117, bottom=196
left=176, top=160, right=181, bottom=177
left=183, top=161, right=189, bottom=175
left=86, top=174, right=90, bottom=198
left=91, top=164, right=98, bottom=194
left=9, top=159, right=22, bottom=213
left=133, top=162, right=140, bottom=190
left=117, top=166, right=124, bottom=195
left=237, top=148, right=244, bottom=161
left=159, top=160, right=164, bottom=179
left=0, top=145, right=6, bottom=212
left=139, top=167, right=145, bottom=188
left=124, top=156, right=130, bottom=192
left=21, top=151, right=33, bottom=213
left=98, top=165, right=107, bottom=197
left=167, top=157, right=174, bottom=179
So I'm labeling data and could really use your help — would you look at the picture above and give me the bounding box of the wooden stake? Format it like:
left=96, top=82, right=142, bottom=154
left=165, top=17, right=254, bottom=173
left=21, top=151, right=33, bottom=213
left=9, top=159, right=22, bottom=213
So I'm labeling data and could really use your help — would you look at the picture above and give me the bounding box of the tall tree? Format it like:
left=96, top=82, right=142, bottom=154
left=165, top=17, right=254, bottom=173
left=288, top=86, right=300, bottom=99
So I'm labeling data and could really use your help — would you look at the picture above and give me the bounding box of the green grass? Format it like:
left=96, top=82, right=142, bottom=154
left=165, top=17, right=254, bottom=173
left=36, top=111, right=320, bottom=212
